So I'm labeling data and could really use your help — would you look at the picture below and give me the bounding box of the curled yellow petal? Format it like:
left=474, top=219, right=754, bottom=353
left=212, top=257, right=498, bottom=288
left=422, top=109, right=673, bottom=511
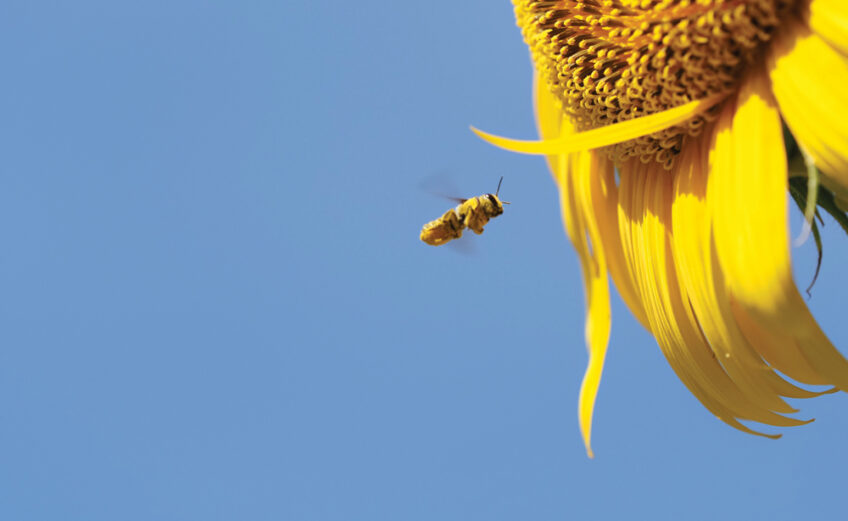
left=536, top=75, right=611, bottom=458
left=473, top=92, right=729, bottom=156
left=562, top=151, right=612, bottom=459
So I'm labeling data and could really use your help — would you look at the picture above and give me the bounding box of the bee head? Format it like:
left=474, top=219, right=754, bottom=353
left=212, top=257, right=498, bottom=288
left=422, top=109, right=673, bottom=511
left=486, top=176, right=509, bottom=215
left=485, top=193, right=505, bottom=216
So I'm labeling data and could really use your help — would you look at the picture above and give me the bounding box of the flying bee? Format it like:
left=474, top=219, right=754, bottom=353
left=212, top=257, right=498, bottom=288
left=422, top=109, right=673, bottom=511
left=420, top=177, right=509, bottom=246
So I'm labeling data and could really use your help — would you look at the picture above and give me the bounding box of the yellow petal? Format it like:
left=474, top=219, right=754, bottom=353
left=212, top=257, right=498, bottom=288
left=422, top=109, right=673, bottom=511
left=671, top=128, right=820, bottom=409
left=535, top=75, right=662, bottom=456
left=709, top=67, right=848, bottom=392
left=536, top=76, right=611, bottom=458
left=588, top=156, right=650, bottom=331
left=563, top=151, right=612, bottom=459
left=533, top=73, right=565, bottom=178
left=731, top=301, right=833, bottom=390
left=474, top=92, right=729, bottom=156
left=535, top=76, right=649, bottom=329
left=617, top=156, right=800, bottom=435
left=768, top=17, right=848, bottom=200
left=807, top=0, right=848, bottom=57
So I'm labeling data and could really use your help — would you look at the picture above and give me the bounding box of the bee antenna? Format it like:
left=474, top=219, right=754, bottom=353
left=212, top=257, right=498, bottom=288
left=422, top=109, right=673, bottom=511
left=495, top=176, right=504, bottom=197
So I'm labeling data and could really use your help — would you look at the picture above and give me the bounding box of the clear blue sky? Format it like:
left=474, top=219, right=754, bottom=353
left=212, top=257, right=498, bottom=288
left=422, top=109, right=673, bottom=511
left=2, top=1, right=847, bottom=520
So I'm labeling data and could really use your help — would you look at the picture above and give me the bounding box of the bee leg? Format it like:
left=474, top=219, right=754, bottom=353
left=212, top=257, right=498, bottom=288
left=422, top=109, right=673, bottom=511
left=448, top=210, right=464, bottom=238
left=468, top=214, right=489, bottom=235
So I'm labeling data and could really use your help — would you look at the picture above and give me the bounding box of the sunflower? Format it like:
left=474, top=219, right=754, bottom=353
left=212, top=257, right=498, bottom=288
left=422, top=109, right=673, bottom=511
left=474, top=0, right=848, bottom=457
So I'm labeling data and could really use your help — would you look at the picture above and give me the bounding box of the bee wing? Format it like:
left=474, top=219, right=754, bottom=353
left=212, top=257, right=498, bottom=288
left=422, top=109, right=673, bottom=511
left=441, top=195, right=467, bottom=204
left=418, top=174, right=467, bottom=204
left=422, top=189, right=466, bottom=204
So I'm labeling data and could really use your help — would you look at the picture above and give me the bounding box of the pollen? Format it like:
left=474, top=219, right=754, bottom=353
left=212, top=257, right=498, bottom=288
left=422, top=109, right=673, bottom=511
left=514, top=0, right=794, bottom=168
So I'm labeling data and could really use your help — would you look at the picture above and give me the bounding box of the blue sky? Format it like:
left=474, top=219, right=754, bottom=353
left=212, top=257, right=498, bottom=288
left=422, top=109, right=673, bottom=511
left=1, top=1, right=847, bottom=520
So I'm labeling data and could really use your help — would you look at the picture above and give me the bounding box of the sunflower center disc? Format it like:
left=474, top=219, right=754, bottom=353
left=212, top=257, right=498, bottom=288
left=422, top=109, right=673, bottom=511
left=515, top=0, right=793, bottom=168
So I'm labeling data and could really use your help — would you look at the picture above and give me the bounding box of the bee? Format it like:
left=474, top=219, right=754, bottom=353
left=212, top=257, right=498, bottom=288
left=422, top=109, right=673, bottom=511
left=420, top=177, right=509, bottom=246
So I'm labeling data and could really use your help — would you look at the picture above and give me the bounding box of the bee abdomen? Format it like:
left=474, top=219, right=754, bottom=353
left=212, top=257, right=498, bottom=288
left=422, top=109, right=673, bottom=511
left=420, top=208, right=463, bottom=246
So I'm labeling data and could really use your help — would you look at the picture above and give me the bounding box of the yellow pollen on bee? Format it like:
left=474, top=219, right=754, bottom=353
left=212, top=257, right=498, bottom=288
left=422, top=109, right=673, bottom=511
left=513, top=0, right=794, bottom=168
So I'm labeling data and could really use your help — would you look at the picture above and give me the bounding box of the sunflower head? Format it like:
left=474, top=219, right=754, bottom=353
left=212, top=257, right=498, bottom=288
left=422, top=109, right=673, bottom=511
left=477, top=0, right=848, bottom=457
left=514, top=0, right=794, bottom=168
